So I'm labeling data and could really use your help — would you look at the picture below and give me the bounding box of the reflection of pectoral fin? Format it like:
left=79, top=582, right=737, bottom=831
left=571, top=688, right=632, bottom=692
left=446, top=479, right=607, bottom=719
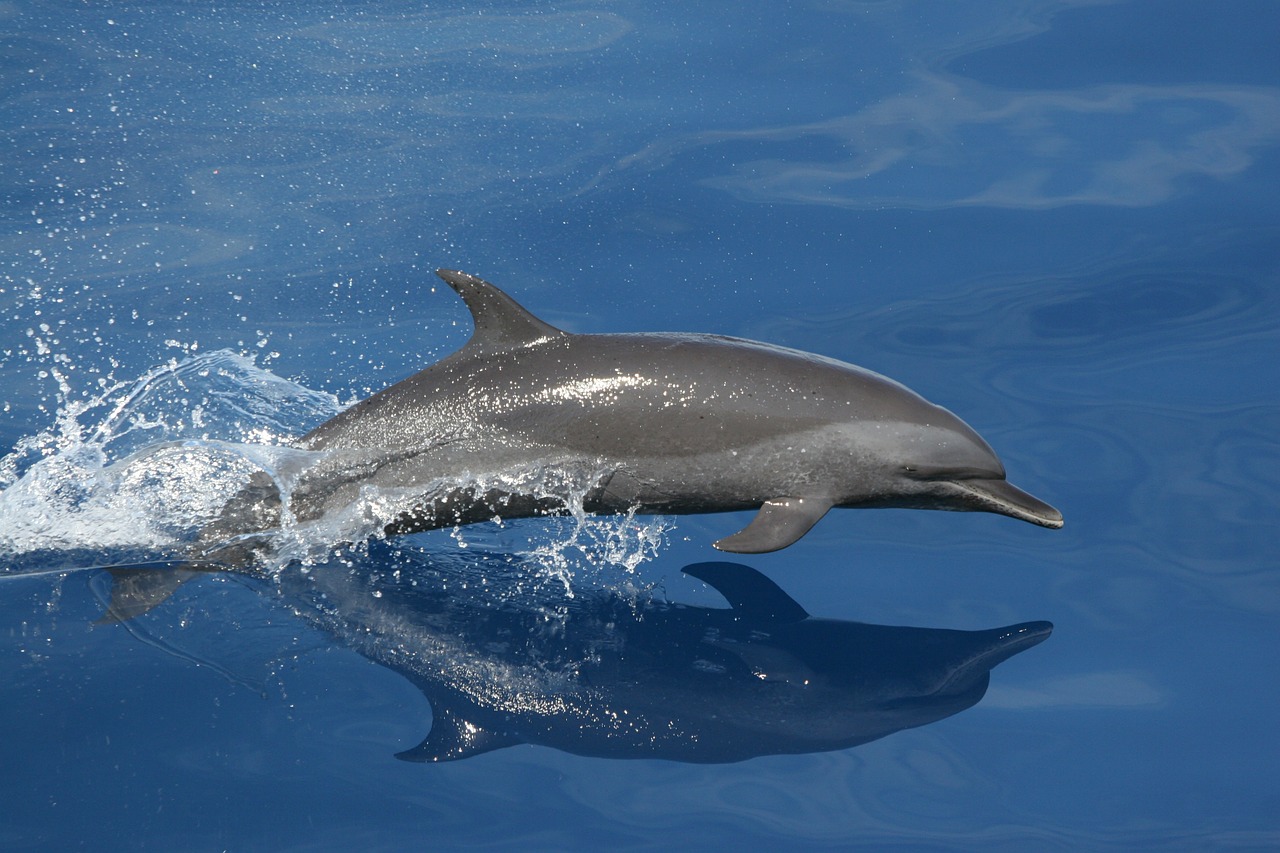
left=395, top=703, right=522, bottom=763
left=708, top=640, right=816, bottom=687
left=713, top=497, right=834, bottom=553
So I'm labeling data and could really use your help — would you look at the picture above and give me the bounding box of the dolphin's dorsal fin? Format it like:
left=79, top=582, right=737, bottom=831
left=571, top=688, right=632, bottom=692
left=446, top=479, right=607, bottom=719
left=683, top=562, right=809, bottom=623
left=395, top=701, right=522, bottom=763
left=712, top=497, right=834, bottom=554
left=436, top=269, right=566, bottom=356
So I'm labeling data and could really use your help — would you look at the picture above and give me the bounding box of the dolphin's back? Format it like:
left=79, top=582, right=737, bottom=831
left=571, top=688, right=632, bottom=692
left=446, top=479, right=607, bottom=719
left=302, top=330, right=933, bottom=457
left=288, top=269, right=1059, bottom=548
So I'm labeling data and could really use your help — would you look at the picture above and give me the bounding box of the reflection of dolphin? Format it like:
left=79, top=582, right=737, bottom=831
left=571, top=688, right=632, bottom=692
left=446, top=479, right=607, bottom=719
left=273, top=269, right=1062, bottom=554
left=243, top=553, right=1053, bottom=764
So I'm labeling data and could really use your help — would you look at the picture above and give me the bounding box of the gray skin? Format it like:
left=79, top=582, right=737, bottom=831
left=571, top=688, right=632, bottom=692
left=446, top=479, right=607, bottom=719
left=287, top=269, right=1062, bottom=553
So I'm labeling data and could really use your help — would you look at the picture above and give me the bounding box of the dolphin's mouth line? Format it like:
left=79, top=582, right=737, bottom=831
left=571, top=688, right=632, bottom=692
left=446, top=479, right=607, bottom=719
left=933, top=620, right=1054, bottom=695
left=941, top=478, right=1064, bottom=529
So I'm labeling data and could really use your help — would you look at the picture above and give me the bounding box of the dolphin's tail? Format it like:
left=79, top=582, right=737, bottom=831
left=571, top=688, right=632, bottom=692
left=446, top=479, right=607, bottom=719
left=92, top=528, right=281, bottom=624
left=93, top=563, right=214, bottom=624
left=93, top=468, right=286, bottom=624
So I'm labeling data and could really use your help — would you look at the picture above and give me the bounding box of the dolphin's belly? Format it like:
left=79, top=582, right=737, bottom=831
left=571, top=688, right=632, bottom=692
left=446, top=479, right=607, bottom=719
left=286, top=432, right=775, bottom=537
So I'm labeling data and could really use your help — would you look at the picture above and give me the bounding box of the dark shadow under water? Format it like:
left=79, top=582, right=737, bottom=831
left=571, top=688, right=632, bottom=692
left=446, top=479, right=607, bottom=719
left=96, top=543, right=1052, bottom=764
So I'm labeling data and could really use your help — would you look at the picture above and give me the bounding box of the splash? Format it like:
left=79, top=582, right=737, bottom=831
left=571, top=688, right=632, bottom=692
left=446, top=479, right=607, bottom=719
left=439, top=462, right=674, bottom=598
left=1, top=350, right=673, bottom=590
left=1, top=351, right=324, bottom=557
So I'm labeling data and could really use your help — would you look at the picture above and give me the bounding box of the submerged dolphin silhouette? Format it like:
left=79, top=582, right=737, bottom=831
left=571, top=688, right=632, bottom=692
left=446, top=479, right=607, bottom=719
left=276, top=269, right=1061, bottom=554
left=94, top=554, right=1053, bottom=762
left=277, top=556, right=1053, bottom=763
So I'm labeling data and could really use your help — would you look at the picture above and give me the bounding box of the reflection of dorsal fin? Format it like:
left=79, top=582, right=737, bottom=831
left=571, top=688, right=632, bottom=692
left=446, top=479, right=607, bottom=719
left=683, top=562, right=809, bottom=623
left=435, top=269, right=566, bottom=357
left=395, top=700, right=523, bottom=763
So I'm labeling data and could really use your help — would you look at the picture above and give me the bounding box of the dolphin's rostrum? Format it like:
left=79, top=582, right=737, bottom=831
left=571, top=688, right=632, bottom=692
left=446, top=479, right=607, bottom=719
left=275, top=269, right=1061, bottom=554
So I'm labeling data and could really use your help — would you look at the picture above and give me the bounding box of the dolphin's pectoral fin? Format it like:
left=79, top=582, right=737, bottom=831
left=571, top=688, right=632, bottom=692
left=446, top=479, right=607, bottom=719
left=713, top=497, right=834, bottom=554
left=435, top=269, right=567, bottom=356
left=395, top=703, right=522, bottom=763
left=683, top=562, right=809, bottom=623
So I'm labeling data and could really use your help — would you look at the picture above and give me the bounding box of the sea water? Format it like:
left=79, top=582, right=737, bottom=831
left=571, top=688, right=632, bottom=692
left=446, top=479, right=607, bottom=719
left=3, top=2, right=1278, bottom=850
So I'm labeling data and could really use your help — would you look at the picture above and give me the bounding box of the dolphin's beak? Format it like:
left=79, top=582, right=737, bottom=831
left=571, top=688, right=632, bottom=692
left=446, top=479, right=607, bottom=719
left=935, top=620, right=1054, bottom=695
left=945, top=478, right=1064, bottom=528
left=963, top=620, right=1054, bottom=669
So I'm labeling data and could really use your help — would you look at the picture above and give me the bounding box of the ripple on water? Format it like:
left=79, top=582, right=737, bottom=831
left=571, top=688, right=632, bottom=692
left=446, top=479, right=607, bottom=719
left=745, top=259, right=1279, bottom=613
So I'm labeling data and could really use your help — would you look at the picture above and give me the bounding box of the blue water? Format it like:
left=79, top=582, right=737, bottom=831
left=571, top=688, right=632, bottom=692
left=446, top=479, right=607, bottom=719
left=3, top=1, right=1278, bottom=850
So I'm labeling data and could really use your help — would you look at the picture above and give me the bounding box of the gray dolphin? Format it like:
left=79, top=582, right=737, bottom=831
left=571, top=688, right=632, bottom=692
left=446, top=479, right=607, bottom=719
left=283, top=269, right=1060, bottom=553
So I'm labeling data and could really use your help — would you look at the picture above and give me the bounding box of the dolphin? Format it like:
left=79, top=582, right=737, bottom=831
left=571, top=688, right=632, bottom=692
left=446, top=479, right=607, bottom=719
left=274, top=269, right=1061, bottom=554
left=92, top=552, right=1053, bottom=762
left=276, top=554, right=1053, bottom=763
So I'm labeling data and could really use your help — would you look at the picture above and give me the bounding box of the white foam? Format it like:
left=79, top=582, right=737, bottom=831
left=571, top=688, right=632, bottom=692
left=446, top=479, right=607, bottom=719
left=1, top=350, right=673, bottom=592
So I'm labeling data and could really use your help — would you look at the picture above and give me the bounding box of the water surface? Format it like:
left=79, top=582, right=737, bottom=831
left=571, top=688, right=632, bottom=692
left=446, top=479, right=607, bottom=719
left=3, top=2, right=1278, bottom=850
